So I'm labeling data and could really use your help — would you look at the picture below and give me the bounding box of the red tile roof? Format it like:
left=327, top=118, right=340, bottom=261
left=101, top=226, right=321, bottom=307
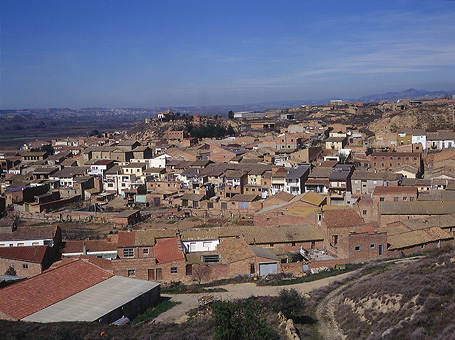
left=218, top=237, right=254, bottom=263
left=49, top=255, right=113, bottom=271
left=62, top=240, right=118, bottom=253
left=0, top=245, right=48, bottom=263
left=322, top=209, right=364, bottom=228
left=373, top=186, right=417, bottom=195
left=0, top=226, right=58, bottom=241
left=117, top=231, right=136, bottom=247
left=0, top=259, right=113, bottom=320
left=153, top=237, right=184, bottom=264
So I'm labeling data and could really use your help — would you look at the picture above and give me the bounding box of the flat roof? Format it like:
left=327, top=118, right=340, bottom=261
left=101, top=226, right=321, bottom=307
left=23, top=276, right=160, bottom=322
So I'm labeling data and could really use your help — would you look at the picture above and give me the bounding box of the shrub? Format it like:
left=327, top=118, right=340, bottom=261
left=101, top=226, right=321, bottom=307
left=273, top=288, right=305, bottom=319
left=211, top=298, right=279, bottom=340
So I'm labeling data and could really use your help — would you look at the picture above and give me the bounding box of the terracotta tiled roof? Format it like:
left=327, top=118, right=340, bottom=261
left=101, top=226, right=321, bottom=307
left=322, top=208, right=364, bottom=228
left=0, top=245, right=48, bottom=263
left=0, top=226, right=58, bottom=242
left=154, top=237, right=184, bottom=264
left=264, top=191, right=294, bottom=203
left=0, top=259, right=113, bottom=320
left=218, top=237, right=254, bottom=263
left=62, top=240, right=118, bottom=253
left=373, top=186, right=417, bottom=195
left=117, top=231, right=136, bottom=247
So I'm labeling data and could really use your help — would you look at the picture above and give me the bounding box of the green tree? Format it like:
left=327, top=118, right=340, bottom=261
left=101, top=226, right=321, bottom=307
left=324, top=127, right=334, bottom=138
left=212, top=298, right=279, bottom=340
left=273, top=288, right=305, bottom=319
left=228, top=110, right=234, bottom=119
left=365, top=147, right=374, bottom=156
left=227, top=124, right=235, bottom=136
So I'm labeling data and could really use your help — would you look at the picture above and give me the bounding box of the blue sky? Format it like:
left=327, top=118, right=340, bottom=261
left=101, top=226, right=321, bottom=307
left=1, top=0, right=455, bottom=109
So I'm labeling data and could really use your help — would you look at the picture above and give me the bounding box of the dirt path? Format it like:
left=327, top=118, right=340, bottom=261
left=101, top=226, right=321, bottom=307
left=315, top=282, right=350, bottom=340
left=155, top=271, right=354, bottom=324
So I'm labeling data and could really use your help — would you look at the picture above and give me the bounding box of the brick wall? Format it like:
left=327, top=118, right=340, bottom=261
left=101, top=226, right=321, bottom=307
left=337, top=232, right=387, bottom=262
left=254, top=241, right=323, bottom=254
left=388, top=239, right=454, bottom=258
left=0, top=259, right=42, bottom=277
left=308, top=258, right=348, bottom=269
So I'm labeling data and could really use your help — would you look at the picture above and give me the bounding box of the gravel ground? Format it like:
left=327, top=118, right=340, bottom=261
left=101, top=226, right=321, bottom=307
left=154, top=271, right=354, bottom=324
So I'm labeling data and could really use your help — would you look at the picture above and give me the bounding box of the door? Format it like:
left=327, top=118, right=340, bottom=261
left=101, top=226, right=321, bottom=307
left=156, top=268, right=162, bottom=280
left=148, top=269, right=155, bottom=281
left=259, top=263, right=277, bottom=276
left=378, top=244, right=383, bottom=256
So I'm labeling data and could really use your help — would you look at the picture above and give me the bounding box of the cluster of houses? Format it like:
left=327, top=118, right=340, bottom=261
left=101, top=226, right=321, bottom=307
left=2, top=108, right=455, bottom=323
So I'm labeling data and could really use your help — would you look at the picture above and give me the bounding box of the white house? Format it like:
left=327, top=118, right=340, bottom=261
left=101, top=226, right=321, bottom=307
left=427, top=131, right=455, bottom=150
left=411, top=129, right=427, bottom=150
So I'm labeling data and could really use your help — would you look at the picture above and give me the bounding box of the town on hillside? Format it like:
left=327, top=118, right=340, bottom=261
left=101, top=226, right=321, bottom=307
left=1, top=98, right=455, bottom=323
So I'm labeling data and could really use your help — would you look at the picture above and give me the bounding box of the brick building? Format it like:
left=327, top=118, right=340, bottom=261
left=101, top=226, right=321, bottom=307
left=217, top=237, right=281, bottom=277
left=368, top=152, right=422, bottom=174
left=336, top=224, right=387, bottom=263
left=0, top=245, right=54, bottom=277
left=320, top=208, right=365, bottom=252
left=165, top=130, right=184, bottom=141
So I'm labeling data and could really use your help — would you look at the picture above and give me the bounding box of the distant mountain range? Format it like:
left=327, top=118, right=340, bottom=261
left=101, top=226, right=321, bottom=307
left=356, top=88, right=455, bottom=103
left=2, top=88, right=454, bottom=116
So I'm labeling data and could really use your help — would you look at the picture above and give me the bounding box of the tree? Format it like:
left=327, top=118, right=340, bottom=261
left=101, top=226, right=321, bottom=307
left=273, top=288, right=305, bottom=319
left=193, top=264, right=211, bottom=284
left=89, top=129, right=100, bottom=137
left=227, top=124, right=235, bottom=136
left=228, top=110, right=234, bottom=119
left=41, top=144, right=55, bottom=155
left=324, top=127, right=333, bottom=138
left=212, top=298, right=279, bottom=340
left=365, top=147, right=374, bottom=156
left=5, top=265, right=16, bottom=276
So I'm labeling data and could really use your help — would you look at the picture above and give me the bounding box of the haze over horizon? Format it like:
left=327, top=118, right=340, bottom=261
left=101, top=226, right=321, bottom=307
left=1, top=0, right=455, bottom=109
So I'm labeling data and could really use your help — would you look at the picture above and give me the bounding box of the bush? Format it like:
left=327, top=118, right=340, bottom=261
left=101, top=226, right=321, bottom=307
left=211, top=298, right=279, bottom=340
left=273, top=288, right=305, bottom=319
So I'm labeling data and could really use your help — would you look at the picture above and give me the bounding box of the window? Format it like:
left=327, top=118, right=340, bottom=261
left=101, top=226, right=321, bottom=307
left=370, top=243, right=375, bottom=249
left=410, top=197, right=415, bottom=201
left=127, top=269, right=135, bottom=277
left=22, top=264, right=29, bottom=269
left=403, top=197, right=408, bottom=201
left=186, top=264, right=192, bottom=276
left=380, top=197, right=384, bottom=202
left=363, top=209, right=367, bottom=215
left=250, top=263, right=255, bottom=274
left=394, top=197, right=399, bottom=201
left=354, top=245, right=361, bottom=252
left=202, top=255, right=219, bottom=263
left=171, top=267, right=178, bottom=274
left=123, top=248, right=134, bottom=258
left=143, top=248, right=149, bottom=255
left=292, top=242, right=296, bottom=247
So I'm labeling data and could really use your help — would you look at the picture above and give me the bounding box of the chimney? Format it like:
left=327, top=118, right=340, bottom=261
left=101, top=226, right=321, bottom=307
left=82, top=243, right=87, bottom=255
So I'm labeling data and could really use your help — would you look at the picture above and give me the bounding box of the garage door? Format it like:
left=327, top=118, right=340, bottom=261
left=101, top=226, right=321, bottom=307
left=259, top=263, right=277, bottom=276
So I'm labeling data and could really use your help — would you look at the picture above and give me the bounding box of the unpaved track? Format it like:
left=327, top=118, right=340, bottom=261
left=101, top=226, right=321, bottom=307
left=315, top=283, right=349, bottom=340
left=155, top=271, right=354, bottom=324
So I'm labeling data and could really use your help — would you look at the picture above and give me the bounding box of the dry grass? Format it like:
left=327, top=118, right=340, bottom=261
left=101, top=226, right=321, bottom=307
left=334, top=249, right=455, bottom=340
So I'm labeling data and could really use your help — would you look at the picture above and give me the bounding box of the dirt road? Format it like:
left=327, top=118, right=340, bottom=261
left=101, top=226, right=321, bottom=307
left=155, top=271, right=354, bottom=324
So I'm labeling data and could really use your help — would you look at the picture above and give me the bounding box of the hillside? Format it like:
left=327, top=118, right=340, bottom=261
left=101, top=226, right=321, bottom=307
left=333, top=250, right=455, bottom=340
left=369, top=103, right=455, bottom=139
